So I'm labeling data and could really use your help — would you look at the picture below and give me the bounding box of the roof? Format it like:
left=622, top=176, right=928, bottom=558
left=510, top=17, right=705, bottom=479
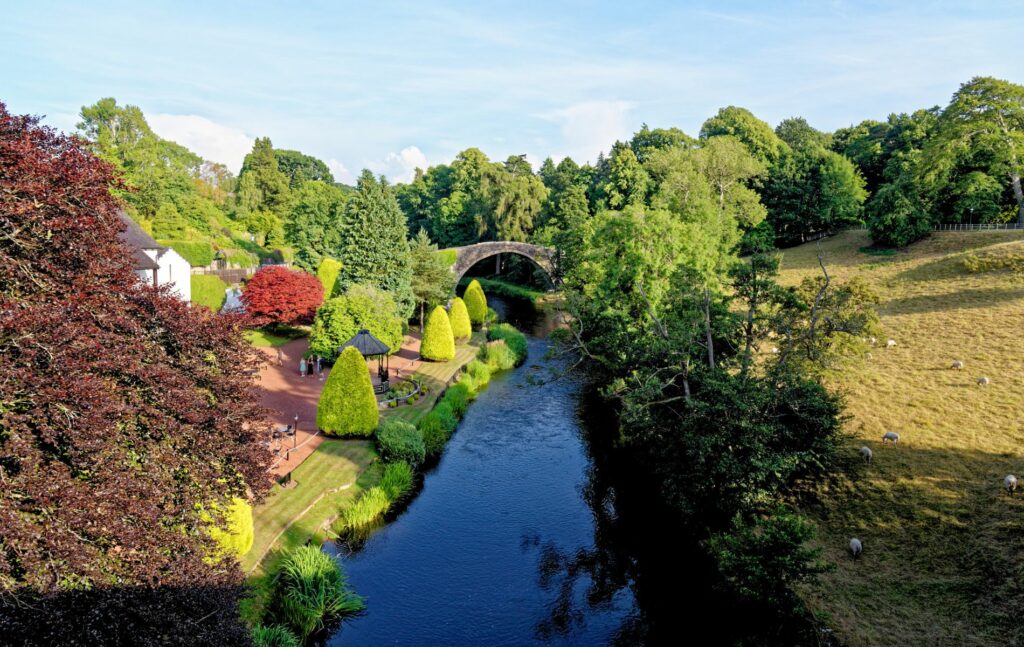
left=116, top=210, right=164, bottom=251
left=339, top=329, right=390, bottom=357
left=131, top=248, right=159, bottom=271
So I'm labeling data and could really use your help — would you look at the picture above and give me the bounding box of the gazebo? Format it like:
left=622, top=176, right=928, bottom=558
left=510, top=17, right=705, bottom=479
left=340, top=329, right=391, bottom=394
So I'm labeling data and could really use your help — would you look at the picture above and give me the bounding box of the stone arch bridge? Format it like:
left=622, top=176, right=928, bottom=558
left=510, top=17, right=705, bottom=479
left=447, top=241, right=557, bottom=286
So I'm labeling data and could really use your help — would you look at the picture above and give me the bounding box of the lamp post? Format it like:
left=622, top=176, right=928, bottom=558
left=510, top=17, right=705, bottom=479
left=293, top=414, right=299, bottom=450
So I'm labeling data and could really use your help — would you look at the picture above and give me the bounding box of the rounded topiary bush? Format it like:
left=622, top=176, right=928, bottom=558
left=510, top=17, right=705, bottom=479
left=463, top=279, right=488, bottom=326
left=376, top=419, right=425, bottom=466
left=420, top=305, right=455, bottom=361
left=317, top=346, right=378, bottom=437
left=449, top=297, right=472, bottom=341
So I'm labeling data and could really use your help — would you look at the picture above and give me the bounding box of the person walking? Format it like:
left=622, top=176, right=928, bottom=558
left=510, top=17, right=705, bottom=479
left=276, top=348, right=284, bottom=366
left=299, top=357, right=307, bottom=377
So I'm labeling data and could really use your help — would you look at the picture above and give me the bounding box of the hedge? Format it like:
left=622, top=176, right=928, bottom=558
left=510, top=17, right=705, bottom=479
left=317, top=347, right=378, bottom=437
left=159, top=239, right=215, bottom=267
left=376, top=419, right=425, bottom=466
left=463, top=279, right=488, bottom=326
left=448, top=297, right=472, bottom=341
left=316, top=258, right=343, bottom=299
left=487, top=323, right=528, bottom=365
left=420, top=305, right=455, bottom=361
left=191, top=274, right=228, bottom=311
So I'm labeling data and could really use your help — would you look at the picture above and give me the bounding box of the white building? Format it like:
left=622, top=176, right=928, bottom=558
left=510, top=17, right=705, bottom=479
left=118, top=211, right=192, bottom=302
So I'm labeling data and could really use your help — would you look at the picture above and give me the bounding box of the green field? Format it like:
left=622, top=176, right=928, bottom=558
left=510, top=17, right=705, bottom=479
left=778, top=230, right=1024, bottom=646
left=243, top=326, right=308, bottom=348
left=190, top=274, right=228, bottom=311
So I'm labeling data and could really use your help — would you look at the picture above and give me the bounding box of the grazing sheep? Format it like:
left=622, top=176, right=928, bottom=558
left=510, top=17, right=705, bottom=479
left=849, top=538, right=863, bottom=558
left=859, top=446, right=873, bottom=463
left=1006, top=474, right=1018, bottom=495
left=978, top=376, right=990, bottom=386
left=865, top=352, right=873, bottom=360
left=882, top=431, right=900, bottom=445
left=771, top=346, right=779, bottom=354
left=868, top=336, right=877, bottom=346
left=886, top=339, right=897, bottom=348
left=950, top=360, right=964, bottom=370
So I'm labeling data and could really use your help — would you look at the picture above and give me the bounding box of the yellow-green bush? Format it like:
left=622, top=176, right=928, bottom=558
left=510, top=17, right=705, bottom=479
left=207, top=497, right=254, bottom=559
left=316, top=258, right=343, bottom=298
left=420, top=305, right=455, bottom=361
left=463, top=279, right=488, bottom=326
left=449, top=297, right=472, bottom=340
left=317, top=347, right=378, bottom=437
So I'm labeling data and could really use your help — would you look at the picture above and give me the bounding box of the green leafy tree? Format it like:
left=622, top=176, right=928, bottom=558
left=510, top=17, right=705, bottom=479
left=775, top=117, right=832, bottom=151
left=598, top=142, right=650, bottom=209
left=629, top=124, right=696, bottom=162
left=273, top=149, right=335, bottom=188
left=449, top=297, right=472, bottom=340
left=317, top=346, right=378, bottom=436
left=409, top=229, right=456, bottom=330
left=489, top=158, right=548, bottom=241
left=337, top=170, right=415, bottom=317
left=152, top=202, right=187, bottom=239
left=700, top=106, right=786, bottom=164
left=420, top=305, right=455, bottom=361
left=316, top=258, right=343, bottom=299
left=462, top=279, right=488, bottom=326
left=238, top=137, right=292, bottom=218
left=308, top=284, right=404, bottom=359
left=286, top=180, right=346, bottom=271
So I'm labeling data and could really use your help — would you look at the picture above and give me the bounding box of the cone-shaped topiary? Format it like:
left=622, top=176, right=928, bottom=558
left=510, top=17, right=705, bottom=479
left=449, top=297, right=472, bottom=341
left=463, top=279, right=488, bottom=326
left=420, top=305, right=455, bottom=361
left=317, top=346, right=379, bottom=436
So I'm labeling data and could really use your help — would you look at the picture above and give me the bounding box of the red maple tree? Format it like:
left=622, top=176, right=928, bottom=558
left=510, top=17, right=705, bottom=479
left=0, top=104, right=272, bottom=644
left=241, top=264, right=324, bottom=327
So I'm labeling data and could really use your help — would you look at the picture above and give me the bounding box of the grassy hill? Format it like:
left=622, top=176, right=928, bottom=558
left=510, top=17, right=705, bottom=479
left=776, top=230, right=1024, bottom=646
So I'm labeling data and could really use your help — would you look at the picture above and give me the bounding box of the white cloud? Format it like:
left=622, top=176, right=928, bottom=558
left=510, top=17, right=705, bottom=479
left=327, top=158, right=355, bottom=185
left=541, top=100, right=635, bottom=164
left=147, top=113, right=254, bottom=174
left=366, top=145, right=428, bottom=184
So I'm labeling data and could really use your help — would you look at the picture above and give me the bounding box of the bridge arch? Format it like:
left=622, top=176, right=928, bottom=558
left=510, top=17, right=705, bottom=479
left=447, top=241, right=557, bottom=287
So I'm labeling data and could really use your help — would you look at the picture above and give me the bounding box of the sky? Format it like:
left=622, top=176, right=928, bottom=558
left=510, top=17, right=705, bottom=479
left=3, top=1, right=1022, bottom=183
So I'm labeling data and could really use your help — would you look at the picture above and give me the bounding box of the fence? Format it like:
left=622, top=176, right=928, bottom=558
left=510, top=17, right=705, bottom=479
left=191, top=267, right=256, bottom=284
left=934, top=223, right=1024, bottom=231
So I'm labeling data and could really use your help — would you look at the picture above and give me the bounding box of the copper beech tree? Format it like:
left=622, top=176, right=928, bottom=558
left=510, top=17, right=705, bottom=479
left=241, top=264, right=324, bottom=327
left=0, top=105, right=272, bottom=644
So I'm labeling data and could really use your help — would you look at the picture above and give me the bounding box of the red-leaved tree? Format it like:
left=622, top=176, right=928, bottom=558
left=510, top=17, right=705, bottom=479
left=0, top=104, right=272, bottom=645
left=241, top=265, right=324, bottom=327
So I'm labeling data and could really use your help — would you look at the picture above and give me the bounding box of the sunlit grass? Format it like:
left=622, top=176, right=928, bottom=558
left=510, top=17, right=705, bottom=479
left=779, top=230, right=1024, bottom=645
left=244, top=326, right=308, bottom=348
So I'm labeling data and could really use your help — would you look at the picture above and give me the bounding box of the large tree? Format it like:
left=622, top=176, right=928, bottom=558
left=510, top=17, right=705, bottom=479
left=241, top=265, right=324, bottom=327
left=285, top=180, right=347, bottom=271
left=700, top=106, right=786, bottom=165
left=409, top=229, right=456, bottom=330
left=0, top=104, right=271, bottom=644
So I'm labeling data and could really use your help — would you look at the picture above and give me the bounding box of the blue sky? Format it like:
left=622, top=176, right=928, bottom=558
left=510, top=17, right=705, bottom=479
left=3, top=1, right=1021, bottom=182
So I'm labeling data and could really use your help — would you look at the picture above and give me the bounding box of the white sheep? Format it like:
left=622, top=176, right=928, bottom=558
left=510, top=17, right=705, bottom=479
left=865, top=352, right=873, bottom=360
left=978, top=376, right=990, bottom=386
left=950, top=360, right=964, bottom=370
left=886, top=339, right=897, bottom=348
left=1005, top=475, right=1018, bottom=496
left=868, top=336, right=877, bottom=346
left=771, top=346, right=779, bottom=354
left=859, top=446, right=873, bottom=463
left=882, top=431, right=900, bottom=445
left=849, top=538, right=863, bottom=558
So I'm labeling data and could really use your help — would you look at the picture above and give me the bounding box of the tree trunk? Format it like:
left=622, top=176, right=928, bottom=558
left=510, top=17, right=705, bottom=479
left=703, top=288, right=716, bottom=370
left=419, top=301, right=425, bottom=333
left=1011, top=172, right=1024, bottom=227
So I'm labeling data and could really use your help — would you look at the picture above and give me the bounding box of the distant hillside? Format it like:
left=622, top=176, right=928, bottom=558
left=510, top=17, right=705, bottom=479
left=778, top=230, right=1024, bottom=645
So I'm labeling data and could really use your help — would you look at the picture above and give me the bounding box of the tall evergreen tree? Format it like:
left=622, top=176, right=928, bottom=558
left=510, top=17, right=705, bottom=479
left=409, top=229, right=455, bottom=330
left=285, top=180, right=346, bottom=271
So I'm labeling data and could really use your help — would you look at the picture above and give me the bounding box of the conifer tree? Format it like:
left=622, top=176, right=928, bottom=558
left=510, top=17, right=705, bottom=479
left=317, top=346, right=378, bottom=436
left=420, top=305, right=455, bottom=361
left=409, top=228, right=455, bottom=330
left=463, top=279, right=488, bottom=326
left=449, top=297, right=472, bottom=341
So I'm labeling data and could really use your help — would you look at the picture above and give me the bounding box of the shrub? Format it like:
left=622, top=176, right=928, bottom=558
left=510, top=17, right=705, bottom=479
left=432, top=401, right=458, bottom=430
left=485, top=307, right=499, bottom=324
left=191, top=274, right=228, bottom=311
left=206, top=497, right=254, bottom=560
left=436, top=248, right=458, bottom=266
left=465, top=359, right=491, bottom=387
left=376, top=419, right=425, bottom=465
left=419, top=414, right=448, bottom=457
left=159, top=239, right=215, bottom=267
left=270, top=545, right=364, bottom=639
left=463, top=279, right=488, bottom=325
left=316, top=257, right=343, bottom=298
left=444, top=383, right=472, bottom=417
left=449, top=297, right=472, bottom=340
left=479, top=340, right=517, bottom=371
left=380, top=461, right=414, bottom=501
left=420, top=305, right=455, bottom=361
left=252, top=625, right=301, bottom=647
left=317, top=347, right=378, bottom=437
left=242, top=265, right=324, bottom=327
left=339, top=487, right=391, bottom=531
left=487, top=323, right=527, bottom=365
left=308, top=284, right=403, bottom=359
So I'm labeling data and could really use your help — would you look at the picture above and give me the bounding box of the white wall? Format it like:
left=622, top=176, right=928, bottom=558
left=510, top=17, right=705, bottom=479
left=157, top=248, right=192, bottom=302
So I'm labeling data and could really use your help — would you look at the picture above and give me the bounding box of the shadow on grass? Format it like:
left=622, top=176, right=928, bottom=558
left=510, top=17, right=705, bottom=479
left=882, top=286, right=1024, bottom=315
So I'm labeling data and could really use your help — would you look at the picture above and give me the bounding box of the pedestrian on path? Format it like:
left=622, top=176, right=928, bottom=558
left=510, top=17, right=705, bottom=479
left=299, top=357, right=307, bottom=377
left=276, top=348, right=284, bottom=366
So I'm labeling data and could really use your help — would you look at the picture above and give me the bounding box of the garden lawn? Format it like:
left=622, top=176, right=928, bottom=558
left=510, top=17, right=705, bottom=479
left=385, top=333, right=483, bottom=427
left=777, top=230, right=1024, bottom=646
left=244, top=326, right=307, bottom=348
left=190, top=274, right=227, bottom=311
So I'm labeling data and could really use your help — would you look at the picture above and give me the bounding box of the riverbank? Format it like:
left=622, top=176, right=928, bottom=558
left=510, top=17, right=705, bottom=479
left=459, top=276, right=562, bottom=310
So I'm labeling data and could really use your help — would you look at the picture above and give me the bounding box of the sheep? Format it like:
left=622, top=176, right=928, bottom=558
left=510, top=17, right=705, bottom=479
left=849, top=538, right=863, bottom=559
left=865, top=352, right=873, bottom=360
left=1006, top=474, right=1018, bottom=496
left=882, top=431, right=900, bottom=445
left=868, top=336, right=877, bottom=346
left=978, top=376, right=990, bottom=386
left=950, top=360, right=964, bottom=370
left=886, top=339, right=897, bottom=348
left=771, top=346, right=779, bottom=354
left=859, top=446, right=873, bottom=464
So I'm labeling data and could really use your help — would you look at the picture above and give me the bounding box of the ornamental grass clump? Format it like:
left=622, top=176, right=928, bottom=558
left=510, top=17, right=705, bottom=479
left=479, top=340, right=517, bottom=371
left=465, top=359, right=491, bottom=388
left=339, top=487, right=392, bottom=532
left=420, top=305, right=455, bottom=361
left=487, top=323, right=527, bottom=365
left=380, top=461, right=414, bottom=501
left=448, top=297, right=472, bottom=340
left=376, top=419, right=425, bottom=466
left=463, top=279, right=488, bottom=326
left=270, top=545, right=364, bottom=640
left=252, top=624, right=301, bottom=647
left=444, top=383, right=472, bottom=417
left=317, top=346, right=378, bottom=437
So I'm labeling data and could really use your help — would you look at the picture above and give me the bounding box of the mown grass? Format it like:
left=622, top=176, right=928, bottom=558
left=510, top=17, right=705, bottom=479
left=244, top=326, right=308, bottom=348
left=384, top=333, right=483, bottom=427
left=190, top=274, right=228, bottom=311
left=777, top=230, right=1024, bottom=646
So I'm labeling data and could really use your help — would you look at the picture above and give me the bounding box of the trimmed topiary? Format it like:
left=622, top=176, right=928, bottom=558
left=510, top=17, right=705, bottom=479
left=316, top=258, right=343, bottom=299
left=420, top=305, right=455, bottom=361
left=376, top=419, right=425, bottom=465
left=317, top=346, right=378, bottom=437
left=463, top=279, right=488, bottom=326
left=449, top=297, right=472, bottom=341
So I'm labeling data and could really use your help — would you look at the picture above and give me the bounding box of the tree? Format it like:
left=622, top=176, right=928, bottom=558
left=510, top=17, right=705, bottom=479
left=238, top=137, right=292, bottom=218
left=242, top=266, right=324, bottom=327
left=489, top=167, right=548, bottom=241
left=308, top=285, right=404, bottom=359
left=317, top=347, right=378, bottom=436
left=273, top=149, right=335, bottom=188
left=316, top=257, right=343, bottom=299
left=775, top=117, right=831, bottom=151
left=928, top=76, right=1024, bottom=226
left=152, top=202, right=187, bottom=239
left=420, top=305, right=455, bottom=361
left=700, top=107, right=786, bottom=164
left=285, top=180, right=346, bottom=271
left=598, top=142, right=650, bottom=209
left=463, top=279, right=488, bottom=326
left=337, top=170, right=415, bottom=318
left=629, top=124, right=695, bottom=162
left=0, top=104, right=270, bottom=644
left=409, top=229, right=455, bottom=330
left=449, top=297, right=472, bottom=340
